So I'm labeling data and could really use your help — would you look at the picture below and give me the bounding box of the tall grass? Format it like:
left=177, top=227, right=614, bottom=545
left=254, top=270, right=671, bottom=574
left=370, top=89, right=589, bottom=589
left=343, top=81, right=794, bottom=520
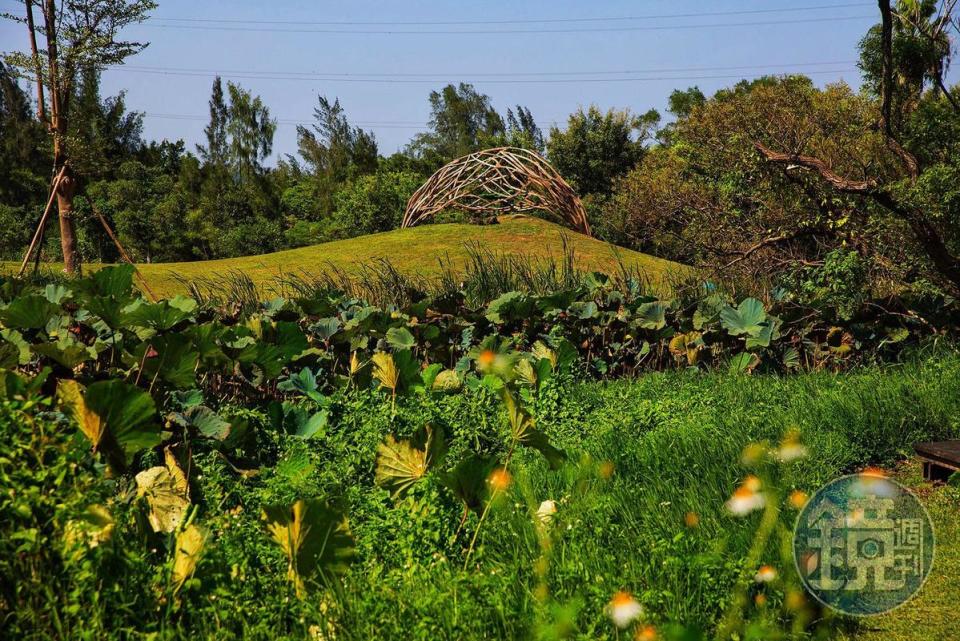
left=329, top=351, right=960, bottom=639
left=176, top=236, right=664, bottom=309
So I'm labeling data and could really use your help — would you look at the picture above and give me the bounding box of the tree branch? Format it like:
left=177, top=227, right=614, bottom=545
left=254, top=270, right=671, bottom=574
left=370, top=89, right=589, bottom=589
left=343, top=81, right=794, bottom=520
left=878, top=0, right=895, bottom=138
left=755, top=141, right=960, bottom=294
left=753, top=142, right=876, bottom=192
left=720, top=230, right=815, bottom=270
left=24, top=0, right=47, bottom=126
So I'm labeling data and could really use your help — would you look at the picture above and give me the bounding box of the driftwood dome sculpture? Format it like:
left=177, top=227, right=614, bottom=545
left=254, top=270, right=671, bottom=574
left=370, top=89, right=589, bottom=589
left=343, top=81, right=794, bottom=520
left=401, top=147, right=591, bottom=236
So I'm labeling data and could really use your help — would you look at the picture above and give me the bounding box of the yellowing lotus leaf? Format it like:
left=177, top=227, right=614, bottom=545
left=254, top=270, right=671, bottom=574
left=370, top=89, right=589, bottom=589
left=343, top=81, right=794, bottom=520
left=171, top=524, right=207, bottom=594
left=531, top=341, right=557, bottom=368
left=262, top=499, right=354, bottom=598
left=57, top=380, right=105, bottom=449
left=514, top=359, right=538, bottom=387
left=374, top=425, right=446, bottom=499
left=371, top=352, right=399, bottom=393
left=136, top=448, right=190, bottom=533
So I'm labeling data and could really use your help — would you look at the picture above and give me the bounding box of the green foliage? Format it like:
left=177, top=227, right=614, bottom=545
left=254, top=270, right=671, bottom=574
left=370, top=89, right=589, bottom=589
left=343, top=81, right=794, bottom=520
left=58, top=378, right=160, bottom=470
left=3, top=347, right=960, bottom=639
left=792, top=250, right=868, bottom=321
left=547, top=105, right=659, bottom=195
left=408, top=83, right=506, bottom=164
left=329, top=170, right=421, bottom=237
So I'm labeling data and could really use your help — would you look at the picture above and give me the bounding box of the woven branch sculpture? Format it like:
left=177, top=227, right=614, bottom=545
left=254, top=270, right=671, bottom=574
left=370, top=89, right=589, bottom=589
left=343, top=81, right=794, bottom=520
left=402, top=147, right=591, bottom=236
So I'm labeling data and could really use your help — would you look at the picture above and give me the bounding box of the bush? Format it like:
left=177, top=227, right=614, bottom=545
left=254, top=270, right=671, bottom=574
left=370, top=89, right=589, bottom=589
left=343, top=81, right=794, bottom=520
left=329, top=170, right=421, bottom=237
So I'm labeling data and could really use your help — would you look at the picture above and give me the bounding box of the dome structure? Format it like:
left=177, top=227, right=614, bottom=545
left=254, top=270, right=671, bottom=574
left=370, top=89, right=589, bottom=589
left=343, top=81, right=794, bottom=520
left=401, top=147, right=591, bottom=235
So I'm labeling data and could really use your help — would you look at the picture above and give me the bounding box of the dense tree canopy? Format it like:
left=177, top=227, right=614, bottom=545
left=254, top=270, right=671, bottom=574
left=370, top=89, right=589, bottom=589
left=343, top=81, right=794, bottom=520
left=547, top=105, right=659, bottom=196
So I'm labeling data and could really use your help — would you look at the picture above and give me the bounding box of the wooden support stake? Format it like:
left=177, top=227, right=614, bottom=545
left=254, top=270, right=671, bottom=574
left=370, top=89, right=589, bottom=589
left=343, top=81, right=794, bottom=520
left=18, top=166, right=66, bottom=277
left=91, top=203, right=159, bottom=302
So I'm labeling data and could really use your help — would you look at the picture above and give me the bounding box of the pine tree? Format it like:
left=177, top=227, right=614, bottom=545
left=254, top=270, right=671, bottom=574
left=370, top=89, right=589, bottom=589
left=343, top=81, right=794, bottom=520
left=199, top=77, right=228, bottom=167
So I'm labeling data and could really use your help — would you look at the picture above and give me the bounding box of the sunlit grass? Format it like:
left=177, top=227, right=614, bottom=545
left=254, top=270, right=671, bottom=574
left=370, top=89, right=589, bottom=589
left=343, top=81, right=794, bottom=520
left=1, top=217, right=689, bottom=299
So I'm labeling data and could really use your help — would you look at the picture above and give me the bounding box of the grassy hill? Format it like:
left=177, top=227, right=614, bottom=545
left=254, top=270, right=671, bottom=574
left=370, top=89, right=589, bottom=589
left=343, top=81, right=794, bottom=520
left=6, top=216, right=688, bottom=299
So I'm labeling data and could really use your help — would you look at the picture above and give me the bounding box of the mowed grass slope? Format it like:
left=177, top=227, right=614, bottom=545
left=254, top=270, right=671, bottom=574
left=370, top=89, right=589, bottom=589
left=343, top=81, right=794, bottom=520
left=4, top=217, right=688, bottom=298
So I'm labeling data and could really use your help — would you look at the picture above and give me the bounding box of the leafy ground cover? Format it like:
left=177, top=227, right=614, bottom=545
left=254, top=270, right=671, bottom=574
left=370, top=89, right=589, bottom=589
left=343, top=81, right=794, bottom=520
left=1, top=217, right=687, bottom=299
left=0, top=261, right=956, bottom=640
left=3, top=345, right=959, bottom=640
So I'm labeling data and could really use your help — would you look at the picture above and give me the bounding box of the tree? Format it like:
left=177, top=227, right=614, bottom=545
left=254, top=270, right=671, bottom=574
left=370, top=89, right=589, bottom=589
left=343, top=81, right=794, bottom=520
left=194, top=79, right=278, bottom=258
left=288, top=96, right=378, bottom=219
left=198, top=77, right=228, bottom=167
left=3, top=0, right=155, bottom=273
left=608, top=77, right=892, bottom=276
left=547, top=106, right=659, bottom=195
left=68, top=67, right=145, bottom=180
left=755, top=0, right=960, bottom=294
left=409, top=83, right=505, bottom=165
left=224, top=82, right=276, bottom=183
left=0, top=61, right=46, bottom=209
left=330, top=171, right=421, bottom=237
left=667, top=86, right=707, bottom=119
left=296, top=96, right=377, bottom=184
left=505, top=105, right=545, bottom=153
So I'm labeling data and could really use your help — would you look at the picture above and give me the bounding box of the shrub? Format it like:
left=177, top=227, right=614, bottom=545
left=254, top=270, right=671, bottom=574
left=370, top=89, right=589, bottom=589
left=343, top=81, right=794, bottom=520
left=329, top=170, right=421, bottom=237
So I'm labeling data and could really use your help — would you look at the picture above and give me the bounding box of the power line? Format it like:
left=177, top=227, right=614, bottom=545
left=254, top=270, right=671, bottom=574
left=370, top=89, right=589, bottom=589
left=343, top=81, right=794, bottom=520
left=141, top=14, right=874, bottom=35
left=112, top=67, right=859, bottom=85
left=143, top=113, right=432, bottom=129
left=150, top=3, right=871, bottom=27
left=116, top=60, right=859, bottom=79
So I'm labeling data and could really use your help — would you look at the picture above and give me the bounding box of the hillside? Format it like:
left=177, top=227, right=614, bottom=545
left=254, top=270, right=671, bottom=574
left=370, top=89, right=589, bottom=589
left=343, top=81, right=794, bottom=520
left=7, top=217, right=688, bottom=298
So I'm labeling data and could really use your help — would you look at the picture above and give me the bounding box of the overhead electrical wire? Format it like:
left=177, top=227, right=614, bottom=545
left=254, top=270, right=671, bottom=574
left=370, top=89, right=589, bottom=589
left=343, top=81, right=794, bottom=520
left=148, top=3, right=871, bottom=26
left=141, top=14, right=873, bottom=35
left=114, top=60, right=859, bottom=80
left=110, top=67, right=859, bottom=85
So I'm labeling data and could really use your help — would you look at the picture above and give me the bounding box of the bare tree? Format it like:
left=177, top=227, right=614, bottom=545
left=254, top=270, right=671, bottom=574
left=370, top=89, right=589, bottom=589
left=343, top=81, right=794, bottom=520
left=3, top=0, right=155, bottom=273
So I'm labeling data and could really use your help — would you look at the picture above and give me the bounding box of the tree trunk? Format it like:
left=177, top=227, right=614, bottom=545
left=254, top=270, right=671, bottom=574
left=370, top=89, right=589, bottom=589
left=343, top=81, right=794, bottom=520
left=55, top=166, right=79, bottom=274
left=42, top=0, right=81, bottom=274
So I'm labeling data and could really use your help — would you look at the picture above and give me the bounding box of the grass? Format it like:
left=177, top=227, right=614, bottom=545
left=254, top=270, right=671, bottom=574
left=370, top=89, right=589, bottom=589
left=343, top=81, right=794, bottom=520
left=2, top=217, right=688, bottom=299
left=4, top=349, right=960, bottom=640
left=837, top=464, right=960, bottom=641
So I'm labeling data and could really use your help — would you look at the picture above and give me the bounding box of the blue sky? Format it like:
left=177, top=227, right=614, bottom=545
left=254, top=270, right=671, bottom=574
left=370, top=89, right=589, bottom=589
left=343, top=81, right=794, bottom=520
left=5, top=1, right=951, bottom=161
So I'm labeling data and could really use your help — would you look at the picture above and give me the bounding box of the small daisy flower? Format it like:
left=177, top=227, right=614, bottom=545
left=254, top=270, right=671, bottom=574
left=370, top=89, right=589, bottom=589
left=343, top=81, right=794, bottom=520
left=536, top=500, right=557, bottom=525
left=754, top=565, right=777, bottom=583
left=635, top=624, right=658, bottom=640
left=788, top=490, right=809, bottom=509
left=488, top=468, right=512, bottom=493
left=607, top=591, right=643, bottom=629
left=725, top=479, right=766, bottom=516
left=776, top=431, right=808, bottom=462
